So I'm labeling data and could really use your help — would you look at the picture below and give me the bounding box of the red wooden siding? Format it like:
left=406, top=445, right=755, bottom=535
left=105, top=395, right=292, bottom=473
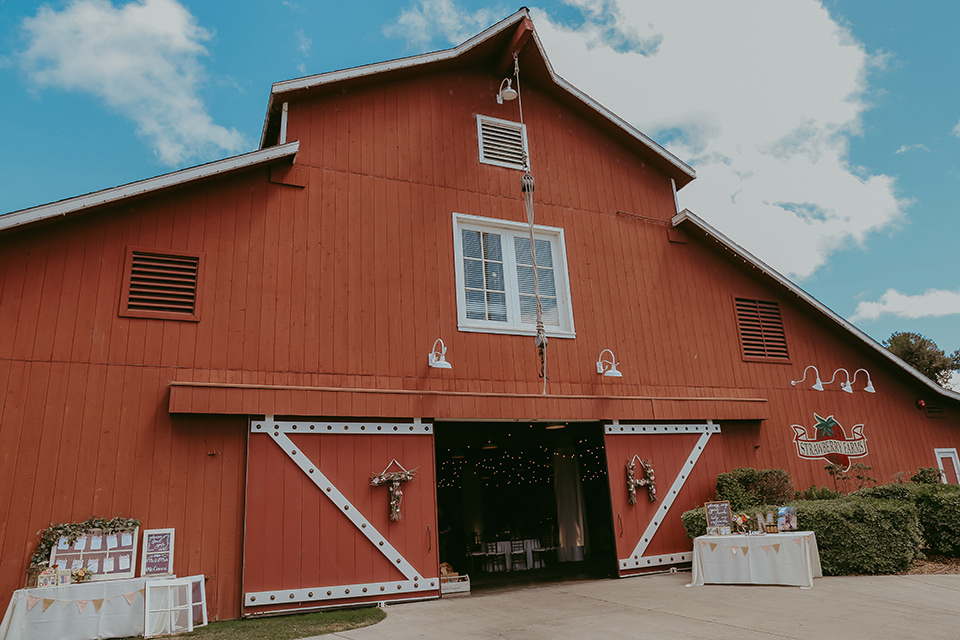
left=243, top=430, right=438, bottom=613
left=604, top=428, right=725, bottom=575
left=0, top=51, right=957, bottom=620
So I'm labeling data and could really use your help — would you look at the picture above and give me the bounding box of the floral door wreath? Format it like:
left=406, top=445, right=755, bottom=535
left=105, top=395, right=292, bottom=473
left=626, top=455, right=657, bottom=504
left=371, top=459, right=417, bottom=522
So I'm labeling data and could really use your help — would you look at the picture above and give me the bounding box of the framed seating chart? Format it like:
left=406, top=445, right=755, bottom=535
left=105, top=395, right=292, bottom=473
left=48, top=527, right=140, bottom=581
left=141, top=528, right=175, bottom=577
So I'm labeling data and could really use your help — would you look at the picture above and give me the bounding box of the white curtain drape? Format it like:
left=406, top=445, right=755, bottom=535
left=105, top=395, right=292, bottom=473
left=553, top=447, right=585, bottom=562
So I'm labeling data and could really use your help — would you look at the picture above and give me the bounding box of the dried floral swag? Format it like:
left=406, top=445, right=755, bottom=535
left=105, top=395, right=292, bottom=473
left=626, top=457, right=657, bottom=504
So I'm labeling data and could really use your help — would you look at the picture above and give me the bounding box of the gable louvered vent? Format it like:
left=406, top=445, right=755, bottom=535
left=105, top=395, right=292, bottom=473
left=735, top=298, right=789, bottom=361
left=120, top=248, right=201, bottom=321
left=477, top=115, right=527, bottom=169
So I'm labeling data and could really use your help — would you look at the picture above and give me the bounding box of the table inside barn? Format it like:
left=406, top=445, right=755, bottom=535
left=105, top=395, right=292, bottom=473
left=0, top=576, right=156, bottom=640
left=687, top=531, right=822, bottom=588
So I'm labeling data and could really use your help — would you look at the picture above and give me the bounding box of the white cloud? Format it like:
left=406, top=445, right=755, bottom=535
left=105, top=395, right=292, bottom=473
left=850, top=288, right=960, bottom=322
left=385, top=0, right=907, bottom=280
left=383, top=0, right=507, bottom=49
left=954, top=120, right=960, bottom=137
left=894, top=143, right=929, bottom=154
left=19, top=0, right=246, bottom=165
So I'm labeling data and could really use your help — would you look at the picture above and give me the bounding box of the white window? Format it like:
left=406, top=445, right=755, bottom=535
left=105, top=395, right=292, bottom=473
left=453, top=212, right=575, bottom=337
left=477, top=115, right=528, bottom=170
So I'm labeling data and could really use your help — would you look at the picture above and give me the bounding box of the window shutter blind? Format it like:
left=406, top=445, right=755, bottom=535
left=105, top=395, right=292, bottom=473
left=735, top=298, right=789, bottom=360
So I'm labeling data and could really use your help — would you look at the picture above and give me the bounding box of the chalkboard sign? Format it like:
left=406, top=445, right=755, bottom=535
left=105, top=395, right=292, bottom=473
left=141, top=528, right=175, bottom=576
left=704, top=501, right=732, bottom=535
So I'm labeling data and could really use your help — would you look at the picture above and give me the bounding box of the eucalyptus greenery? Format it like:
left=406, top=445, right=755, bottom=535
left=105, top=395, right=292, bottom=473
left=30, top=516, right=142, bottom=568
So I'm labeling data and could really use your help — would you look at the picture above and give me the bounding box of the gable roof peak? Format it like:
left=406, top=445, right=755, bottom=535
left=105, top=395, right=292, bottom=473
left=259, top=9, right=694, bottom=186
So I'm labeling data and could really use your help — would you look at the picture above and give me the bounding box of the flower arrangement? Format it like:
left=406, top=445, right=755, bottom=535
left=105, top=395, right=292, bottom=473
left=71, top=567, right=94, bottom=583
left=626, top=458, right=657, bottom=504
left=371, top=468, right=417, bottom=522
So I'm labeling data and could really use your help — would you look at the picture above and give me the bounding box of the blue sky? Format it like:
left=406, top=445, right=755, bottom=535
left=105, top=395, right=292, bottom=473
left=1, top=0, right=958, bottom=367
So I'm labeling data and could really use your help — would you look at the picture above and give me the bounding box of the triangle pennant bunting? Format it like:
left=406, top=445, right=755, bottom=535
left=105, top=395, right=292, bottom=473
left=761, top=545, right=771, bottom=554
left=709, top=542, right=718, bottom=552
left=700, top=540, right=707, bottom=548
left=42, top=598, right=56, bottom=613
left=123, top=592, right=136, bottom=605
left=93, top=599, right=105, bottom=612
left=77, top=600, right=89, bottom=614
left=741, top=547, right=749, bottom=556
left=27, top=596, right=40, bottom=610
left=773, top=543, right=781, bottom=553
left=731, top=546, right=738, bottom=555
left=793, top=538, right=803, bottom=546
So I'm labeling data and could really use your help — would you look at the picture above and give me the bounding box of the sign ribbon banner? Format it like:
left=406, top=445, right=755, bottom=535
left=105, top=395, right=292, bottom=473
left=790, top=414, right=868, bottom=472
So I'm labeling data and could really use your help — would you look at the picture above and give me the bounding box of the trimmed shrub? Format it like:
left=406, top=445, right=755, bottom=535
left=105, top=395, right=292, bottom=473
left=681, top=497, right=923, bottom=575
left=797, top=498, right=922, bottom=574
left=795, top=485, right=840, bottom=501
left=858, top=482, right=960, bottom=556
left=715, top=467, right=794, bottom=510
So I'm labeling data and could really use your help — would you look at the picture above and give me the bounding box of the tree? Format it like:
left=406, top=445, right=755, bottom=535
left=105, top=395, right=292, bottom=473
left=883, top=331, right=960, bottom=387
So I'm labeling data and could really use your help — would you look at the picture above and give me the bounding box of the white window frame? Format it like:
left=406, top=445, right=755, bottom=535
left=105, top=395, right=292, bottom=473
left=477, top=115, right=528, bottom=170
left=934, top=448, right=960, bottom=484
left=453, top=212, right=575, bottom=338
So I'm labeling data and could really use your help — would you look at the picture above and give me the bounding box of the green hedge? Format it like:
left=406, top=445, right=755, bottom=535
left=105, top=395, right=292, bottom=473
left=680, top=497, right=923, bottom=575
left=715, top=467, right=794, bottom=511
left=857, top=483, right=960, bottom=556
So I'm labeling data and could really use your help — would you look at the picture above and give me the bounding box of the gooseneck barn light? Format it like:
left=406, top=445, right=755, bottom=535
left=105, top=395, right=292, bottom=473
left=791, top=365, right=824, bottom=391
left=596, top=349, right=622, bottom=377
left=496, top=77, right=518, bottom=104
left=792, top=365, right=876, bottom=393
left=428, top=338, right=452, bottom=369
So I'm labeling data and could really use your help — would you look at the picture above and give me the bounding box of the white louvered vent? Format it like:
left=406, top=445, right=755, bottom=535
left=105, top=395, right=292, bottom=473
left=477, top=115, right=527, bottom=170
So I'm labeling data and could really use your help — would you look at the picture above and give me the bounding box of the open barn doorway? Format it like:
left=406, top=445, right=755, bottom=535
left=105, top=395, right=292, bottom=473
left=434, top=421, right=616, bottom=588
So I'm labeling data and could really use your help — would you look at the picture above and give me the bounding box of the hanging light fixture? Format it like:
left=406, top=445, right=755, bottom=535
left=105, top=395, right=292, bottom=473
left=791, top=365, right=823, bottom=391
left=496, top=77, right=518, bottom=104
left=428, top=338, right=452, bottom=369
left=852, top=368, right=876, bottom=393
left=824, top=368, right=854, bottom=393
left=596, top=349, right=622, bottom=377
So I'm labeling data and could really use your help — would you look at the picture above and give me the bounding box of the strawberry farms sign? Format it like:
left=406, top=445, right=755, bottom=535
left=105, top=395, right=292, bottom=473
left=790, top=414, right=868, bottom=472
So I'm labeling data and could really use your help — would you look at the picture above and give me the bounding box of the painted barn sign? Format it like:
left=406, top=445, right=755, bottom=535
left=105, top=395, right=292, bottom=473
left=790, top=414, right=868, bottom=471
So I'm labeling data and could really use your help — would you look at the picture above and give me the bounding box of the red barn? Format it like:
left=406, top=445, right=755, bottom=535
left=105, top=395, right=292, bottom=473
left=1, top=9, right=958, bottom=620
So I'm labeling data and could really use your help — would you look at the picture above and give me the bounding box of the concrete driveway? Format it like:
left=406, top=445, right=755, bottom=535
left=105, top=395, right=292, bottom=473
left=323, top=571, right=959, bottom=639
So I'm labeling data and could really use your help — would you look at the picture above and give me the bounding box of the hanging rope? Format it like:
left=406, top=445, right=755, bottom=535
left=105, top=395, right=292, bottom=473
left=513, top=53, right=548, bottom=395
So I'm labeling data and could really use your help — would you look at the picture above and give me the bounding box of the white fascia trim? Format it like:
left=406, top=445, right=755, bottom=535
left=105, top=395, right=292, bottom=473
left=258, top=11, right=697, bottom=184
left=0, top=142, right=299, bottom=233
left=672, top=208, right=960, bottom=403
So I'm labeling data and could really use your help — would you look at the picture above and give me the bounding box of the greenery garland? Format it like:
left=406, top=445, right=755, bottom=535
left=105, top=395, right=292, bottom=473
left=30, top=516, right=142, bottom=568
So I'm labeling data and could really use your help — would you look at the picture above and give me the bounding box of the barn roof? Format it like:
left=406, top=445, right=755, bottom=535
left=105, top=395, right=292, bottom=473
left=0, top=142, right=300, bottom=233
left=259, top=8, right=696, bottom=188
left=673, top=209, right=960, bottom=404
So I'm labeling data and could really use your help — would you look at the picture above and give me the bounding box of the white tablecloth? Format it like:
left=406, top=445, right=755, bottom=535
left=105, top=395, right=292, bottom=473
left=688, top=532, right=822, bottom=588
left=470, top=539, right=543, bottom=572
left=0, top=576, right=158, bottom=640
